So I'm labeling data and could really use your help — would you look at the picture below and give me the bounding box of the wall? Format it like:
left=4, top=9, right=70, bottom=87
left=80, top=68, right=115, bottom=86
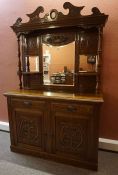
left=0, top=0, right=118, bottom=140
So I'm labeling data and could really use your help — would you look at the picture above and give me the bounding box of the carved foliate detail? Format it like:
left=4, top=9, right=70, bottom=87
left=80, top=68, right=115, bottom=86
left=13, top=2, right=105, bottom=25
left=91, top=7, right=103, bottom=16
left=27, top=6, right=44, bottom=23
left=79, top=30, right=99, bottom=54
left=43, top=2, right=84, bottom=22
left=11, top=2, right=108, bottom=33
left=27, top=37, right=37, bottom=51
left=63, top=2, right=84, bottom=16
left=59, top=122, right=83, bottom=151
left=42, top=33, right=75, bottom=46
left=26, top=37, right=38, bottom=55
left=55, top=119, right=88, bottom=155
left=15, top=112, right=42, bottom=147
left=14, top=18, right=22, bottom=27
left=44, top=9, right=59, bottom=22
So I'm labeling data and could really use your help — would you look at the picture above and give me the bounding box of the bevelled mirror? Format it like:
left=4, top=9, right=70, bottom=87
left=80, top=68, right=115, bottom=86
left=42, top=32, right=75, bottom=86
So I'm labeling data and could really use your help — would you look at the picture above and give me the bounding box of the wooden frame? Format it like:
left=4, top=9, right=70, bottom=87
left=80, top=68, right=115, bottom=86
left=4, top=3, right=108, bottom=170
left=11, top=2, right=108, bottom=94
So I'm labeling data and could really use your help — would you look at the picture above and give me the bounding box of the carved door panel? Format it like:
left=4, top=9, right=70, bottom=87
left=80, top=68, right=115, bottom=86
left=12, top=109, right=44, bottom=151
left=78, top=30, right=98, bottom=54
left=26, top=36, right=39, bottom=55
left=51, top=110, right=92, bottom=161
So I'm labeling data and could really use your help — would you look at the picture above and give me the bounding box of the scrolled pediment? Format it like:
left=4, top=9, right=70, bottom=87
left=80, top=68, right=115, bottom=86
left=11, top=2, right=108, bottom=34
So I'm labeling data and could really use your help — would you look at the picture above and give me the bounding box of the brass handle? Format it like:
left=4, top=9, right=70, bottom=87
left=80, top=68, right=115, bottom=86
left=23, top=101, right=32, bottom=106
left=67, top=106, right=77, bottom=112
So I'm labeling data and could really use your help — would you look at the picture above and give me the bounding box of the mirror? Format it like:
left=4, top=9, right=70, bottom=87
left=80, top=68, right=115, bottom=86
left=42, top=34, right=75, bottom=85
left=79, top=55, right=98, bottom=72
left=25, top=56, right=39, bottom=72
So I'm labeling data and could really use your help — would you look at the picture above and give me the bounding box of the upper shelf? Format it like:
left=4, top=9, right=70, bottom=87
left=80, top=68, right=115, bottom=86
left=11, top=2, right=108, bottom=34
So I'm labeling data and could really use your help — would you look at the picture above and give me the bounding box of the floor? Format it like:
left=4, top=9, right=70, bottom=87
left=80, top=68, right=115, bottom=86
left=0, top=131, right=118, bottom=175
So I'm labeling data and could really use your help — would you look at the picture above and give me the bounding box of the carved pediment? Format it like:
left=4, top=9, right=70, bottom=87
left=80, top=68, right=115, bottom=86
left=11, top=2, right=108, bottom=33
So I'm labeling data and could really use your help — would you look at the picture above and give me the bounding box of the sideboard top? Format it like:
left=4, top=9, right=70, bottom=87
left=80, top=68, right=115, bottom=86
left=4, top=90, right=103, bottom=103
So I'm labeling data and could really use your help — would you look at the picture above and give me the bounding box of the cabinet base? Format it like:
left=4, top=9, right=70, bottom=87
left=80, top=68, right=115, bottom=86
left=10, top=145, right=98, bottom=171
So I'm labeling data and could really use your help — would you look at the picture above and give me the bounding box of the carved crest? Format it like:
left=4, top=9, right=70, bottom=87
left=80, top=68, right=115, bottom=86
left=11, top=2, right=108, bottom=33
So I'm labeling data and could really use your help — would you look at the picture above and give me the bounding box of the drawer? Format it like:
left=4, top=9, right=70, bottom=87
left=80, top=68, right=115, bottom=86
left=11, top=98, right=45, bottom=110
left=51, top=102, right=93, bottom=116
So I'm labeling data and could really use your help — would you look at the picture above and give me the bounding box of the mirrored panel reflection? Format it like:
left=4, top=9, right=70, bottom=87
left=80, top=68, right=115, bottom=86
left=79, top=55, right=98, bottom=72
left=43, top=42, right=75, bottom=85
left=25, top=56, right=39, bottom=72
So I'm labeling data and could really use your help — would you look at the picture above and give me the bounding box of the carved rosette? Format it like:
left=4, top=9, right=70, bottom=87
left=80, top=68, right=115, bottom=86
left=55, top=120, right=88, bottom=155
left=16, top=113, right=42, bottom=147
left=59, top=122, right=83, bottom=151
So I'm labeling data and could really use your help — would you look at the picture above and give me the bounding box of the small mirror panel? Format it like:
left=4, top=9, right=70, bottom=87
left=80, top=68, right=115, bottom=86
left=25, top=56, right=39, bottom=72
left=79, top=55, right=98, bottom=72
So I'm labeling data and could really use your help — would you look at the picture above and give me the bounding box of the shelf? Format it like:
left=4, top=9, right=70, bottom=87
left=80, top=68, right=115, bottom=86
left=78, top=71, right=98, bottom=76
left=22, top=72, right=42, bottom=75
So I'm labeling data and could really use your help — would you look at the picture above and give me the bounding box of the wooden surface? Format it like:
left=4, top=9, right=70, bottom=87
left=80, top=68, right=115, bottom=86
left=10, top=2, right=108, bottom=93
left=5, top=1, right=108, bottom=171
left=4, top=90, right=103, bottom=103
left=11, top=2, right=108, bottom=33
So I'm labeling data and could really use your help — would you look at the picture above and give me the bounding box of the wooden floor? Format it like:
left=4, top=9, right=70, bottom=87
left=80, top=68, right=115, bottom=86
left=0, top=131, right=118, bottom=175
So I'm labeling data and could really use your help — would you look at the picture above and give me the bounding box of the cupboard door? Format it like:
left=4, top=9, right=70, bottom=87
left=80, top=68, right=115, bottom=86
left=12, top=108, right=44, bottom=151
left=51, top=102, right=95, bottom=161
left=52, top=114, right=90, bottom=160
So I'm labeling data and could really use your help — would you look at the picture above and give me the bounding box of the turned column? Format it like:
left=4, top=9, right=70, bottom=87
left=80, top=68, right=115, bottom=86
left=96, top=26, right=103, bottom=94
left=17, top=34, right=22, bottom=89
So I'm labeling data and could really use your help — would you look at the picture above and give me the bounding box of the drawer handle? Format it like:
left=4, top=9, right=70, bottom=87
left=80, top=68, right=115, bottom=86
left=23, top=101, right=32, bottom=106
left=67, top=106, right=77, bottom=112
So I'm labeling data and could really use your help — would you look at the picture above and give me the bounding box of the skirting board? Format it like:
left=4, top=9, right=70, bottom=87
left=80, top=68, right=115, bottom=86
left=0, top=122, right=9, bottom=132
left=0, top=121, right=118, bottom=152
left=99, top=138, right=118, bottom=152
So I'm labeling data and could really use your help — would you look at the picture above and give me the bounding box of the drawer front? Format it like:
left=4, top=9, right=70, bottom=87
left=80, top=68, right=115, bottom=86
left=11, top=98, right=45, bottom=110
left=51, top=102, right=93, bottom=116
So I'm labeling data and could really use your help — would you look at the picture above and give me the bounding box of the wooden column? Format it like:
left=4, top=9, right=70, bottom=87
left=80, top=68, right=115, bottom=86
left=96, top=26, right=103, bottom=94
left=75, top=32, right=80, bottom=92
left=17, top=34, right=22, bottom=89
left=26, top=37, right=30, bottom=72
